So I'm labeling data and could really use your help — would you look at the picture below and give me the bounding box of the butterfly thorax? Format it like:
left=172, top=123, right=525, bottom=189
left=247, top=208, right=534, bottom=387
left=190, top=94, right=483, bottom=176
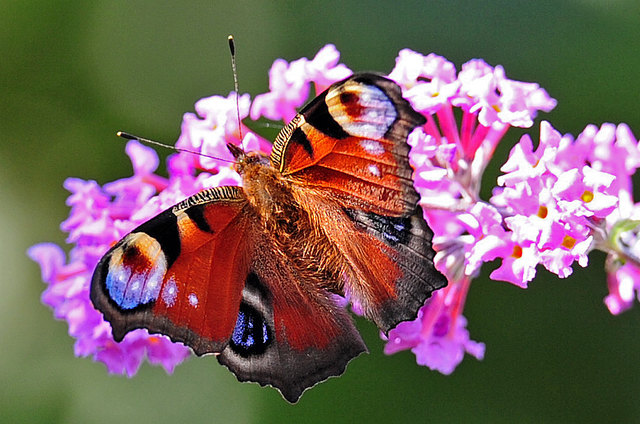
left=236, top=151, right=346, bottom=291
left=229, top=147, right=288, bottom=225
left=231, top=146, right=314, bottom=254
left=238, top=153, right=302, bottom=234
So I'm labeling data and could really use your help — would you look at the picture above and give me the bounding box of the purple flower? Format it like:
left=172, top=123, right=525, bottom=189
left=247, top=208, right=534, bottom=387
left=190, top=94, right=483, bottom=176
left=454, top=61, right=556, bottom=128
left=250, top=57, right=310, bottom=122
left=304, top=44, right=353, bottom=93
left=488, top=121, right=626, bottom=281
left=175, top=91, right=261, bottom=174
left=553, top=167, right=618, bottom=221
left=604, top=204, right=640, bottom=314
left=389, top=50, right=459, bottom=114
left=384, top=49, right=560, bottom=372
left=28, top=141, right=195, bottom=376
left=384, top=279, right=485, bottom=374
left=489, top=241, right=540, bottom=288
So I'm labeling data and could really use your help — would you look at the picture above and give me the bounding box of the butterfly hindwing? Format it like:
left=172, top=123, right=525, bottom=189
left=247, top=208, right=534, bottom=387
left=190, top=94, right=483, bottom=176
left=292, top=187, right=445, bottom=333
left=218, top=232, right=367, bottom=403
left=340, top=204, right=444, bottom=332
left=91, top=186, right=252, bottom=355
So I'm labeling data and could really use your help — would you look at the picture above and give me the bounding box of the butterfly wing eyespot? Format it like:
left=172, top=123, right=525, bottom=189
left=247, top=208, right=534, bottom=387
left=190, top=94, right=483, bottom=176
left=339, top=203, right=445, bottom=332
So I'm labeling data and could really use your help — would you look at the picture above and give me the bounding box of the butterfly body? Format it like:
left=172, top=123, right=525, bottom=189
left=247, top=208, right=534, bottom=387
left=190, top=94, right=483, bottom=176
left=91, top=73, right=447, bottom=402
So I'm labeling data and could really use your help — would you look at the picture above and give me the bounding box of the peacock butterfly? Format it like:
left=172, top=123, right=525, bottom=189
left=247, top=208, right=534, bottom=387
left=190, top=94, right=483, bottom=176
left=90, top=73, right=448, bottom=403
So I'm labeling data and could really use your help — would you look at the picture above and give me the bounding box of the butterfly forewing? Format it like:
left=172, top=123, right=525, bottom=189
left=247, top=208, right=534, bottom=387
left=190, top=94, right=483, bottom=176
left=271, top=73, right=424, bottom=217
left=91, top=186, right=252, bottom=355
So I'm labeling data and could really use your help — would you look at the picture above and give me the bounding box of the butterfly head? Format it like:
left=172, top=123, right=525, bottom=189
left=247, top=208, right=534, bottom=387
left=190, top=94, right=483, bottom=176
left=227, top=142, right=267, bottom=175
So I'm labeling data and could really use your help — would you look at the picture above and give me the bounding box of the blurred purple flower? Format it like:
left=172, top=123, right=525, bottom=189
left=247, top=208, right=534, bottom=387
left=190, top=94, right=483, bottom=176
left=28, top=242, right=190, bottom=376
left=605, top=261, right=640, bottom=315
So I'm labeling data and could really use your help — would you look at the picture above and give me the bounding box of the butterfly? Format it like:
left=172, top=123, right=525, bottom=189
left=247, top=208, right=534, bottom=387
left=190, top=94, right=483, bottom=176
left=90, top=73, right=448, bottom=403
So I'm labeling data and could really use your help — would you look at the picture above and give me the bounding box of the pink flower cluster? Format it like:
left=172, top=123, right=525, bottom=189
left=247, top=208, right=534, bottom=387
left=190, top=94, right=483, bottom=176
left=385, top=50, right=640, bottom=373
left=29, top=44, right=640, bottom=377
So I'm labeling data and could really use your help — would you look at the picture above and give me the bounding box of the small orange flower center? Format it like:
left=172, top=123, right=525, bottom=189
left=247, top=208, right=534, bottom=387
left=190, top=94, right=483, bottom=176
left=537, top=205, right=548, bottom=219
left=581, top=190, right=594, bottom=203
left=492, top=104, right=501, bottom=112
left=562, top=235, right=576, bottom=249
left=512, top=245, right=523, bottom=258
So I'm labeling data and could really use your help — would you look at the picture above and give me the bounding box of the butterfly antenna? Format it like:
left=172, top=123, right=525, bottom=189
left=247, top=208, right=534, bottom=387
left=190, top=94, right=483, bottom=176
left=116, top=131, right=235, bottom=164
left=228, top=35, right=244, bottom=151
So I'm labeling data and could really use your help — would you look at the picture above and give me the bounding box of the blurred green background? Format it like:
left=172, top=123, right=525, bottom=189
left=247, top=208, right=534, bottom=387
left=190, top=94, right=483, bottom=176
left=4, top=1, right=640, bottom=422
